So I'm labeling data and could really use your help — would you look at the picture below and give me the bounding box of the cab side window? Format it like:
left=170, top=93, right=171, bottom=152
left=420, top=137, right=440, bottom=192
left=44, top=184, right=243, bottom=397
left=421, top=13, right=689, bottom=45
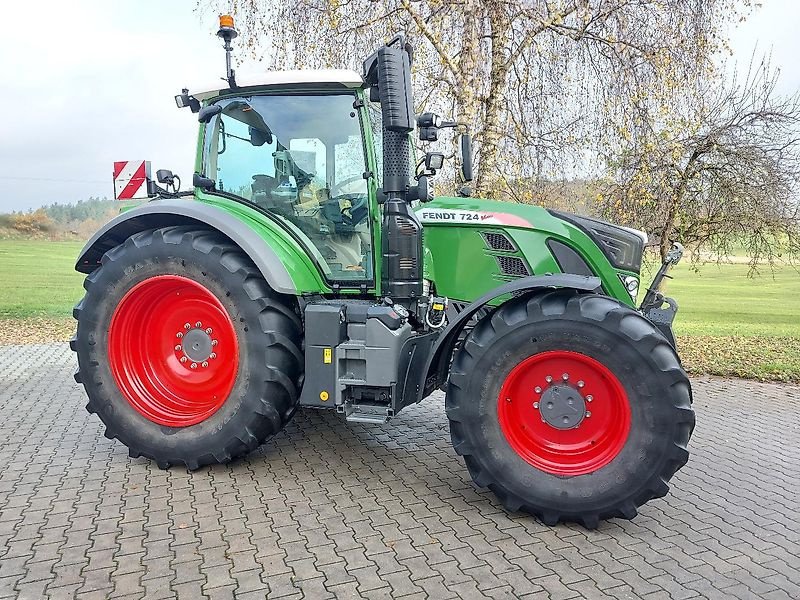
left=204, top=93, right=373, bottom=281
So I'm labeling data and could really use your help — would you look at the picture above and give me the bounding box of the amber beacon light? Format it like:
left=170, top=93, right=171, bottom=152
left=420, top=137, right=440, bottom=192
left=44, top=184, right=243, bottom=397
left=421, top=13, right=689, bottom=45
left=216, top=15, right=238, bottom=87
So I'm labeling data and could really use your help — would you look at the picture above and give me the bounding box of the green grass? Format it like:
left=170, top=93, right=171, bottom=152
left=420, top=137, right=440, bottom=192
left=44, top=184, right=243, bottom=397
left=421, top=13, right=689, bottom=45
left=0, top=240, right=85, bottom=319
left=653, top=260, right=800, bottom=337
left=0, top=239, right=798, bottom=382
left=643, top=259, right=800, bottom=382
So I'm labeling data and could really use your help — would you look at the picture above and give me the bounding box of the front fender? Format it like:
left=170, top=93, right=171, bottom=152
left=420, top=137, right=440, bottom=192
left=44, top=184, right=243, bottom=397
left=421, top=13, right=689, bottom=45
left=75, top=199, right=325, bottom=295
left=417, top=274, right=601, bottom=401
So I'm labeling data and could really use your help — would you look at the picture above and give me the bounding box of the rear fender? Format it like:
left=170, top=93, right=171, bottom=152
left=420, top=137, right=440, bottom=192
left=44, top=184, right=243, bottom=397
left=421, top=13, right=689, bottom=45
left=75, top=199, right=309, bottom=295
left=417, top=274, right=601, bottom=401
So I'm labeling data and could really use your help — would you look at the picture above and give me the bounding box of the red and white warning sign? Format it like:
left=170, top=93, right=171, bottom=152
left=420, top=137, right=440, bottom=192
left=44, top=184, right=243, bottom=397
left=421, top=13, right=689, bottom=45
left=113, top=160, right=152, bottom=200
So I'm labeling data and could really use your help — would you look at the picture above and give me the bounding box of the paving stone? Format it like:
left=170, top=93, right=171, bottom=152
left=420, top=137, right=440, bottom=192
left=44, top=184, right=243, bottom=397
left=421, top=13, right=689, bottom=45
left=0, top=345, right=798, bottom=599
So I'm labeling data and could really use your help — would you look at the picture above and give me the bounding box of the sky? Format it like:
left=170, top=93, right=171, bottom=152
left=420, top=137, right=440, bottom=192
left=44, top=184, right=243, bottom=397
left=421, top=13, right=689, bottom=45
left=1, top=0, right=799, bottom=213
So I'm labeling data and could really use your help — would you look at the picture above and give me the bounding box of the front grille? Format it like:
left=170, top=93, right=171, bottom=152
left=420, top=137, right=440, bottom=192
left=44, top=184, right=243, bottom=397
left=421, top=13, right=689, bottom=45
left=496, top=255, right=530, bottom=277
left=482, top=232, right=516, bottom=251
left=546, top=239, right=594, bottom=277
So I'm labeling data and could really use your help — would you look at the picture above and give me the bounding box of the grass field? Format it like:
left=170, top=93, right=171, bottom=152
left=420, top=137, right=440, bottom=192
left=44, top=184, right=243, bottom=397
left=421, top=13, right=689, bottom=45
left=1, top=239, right=798, bottom=382
left=657, top=261, right=800, bottom=337
left=0, top=240, right=85, bottom=319
left=658, top=261, right=800, bottom=382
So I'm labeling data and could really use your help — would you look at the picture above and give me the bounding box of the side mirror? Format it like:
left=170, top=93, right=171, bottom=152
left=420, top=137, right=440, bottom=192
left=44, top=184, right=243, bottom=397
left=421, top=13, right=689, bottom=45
left=458, top=134, right=474, bottom=183
left=198, top=104, right=222, bottom=123
left=156, top=169, right=175, bottom=184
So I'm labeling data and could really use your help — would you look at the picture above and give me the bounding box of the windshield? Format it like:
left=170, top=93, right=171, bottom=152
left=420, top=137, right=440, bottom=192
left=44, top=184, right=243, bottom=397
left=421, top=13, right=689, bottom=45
left=203, top=93, right=372, bottom=281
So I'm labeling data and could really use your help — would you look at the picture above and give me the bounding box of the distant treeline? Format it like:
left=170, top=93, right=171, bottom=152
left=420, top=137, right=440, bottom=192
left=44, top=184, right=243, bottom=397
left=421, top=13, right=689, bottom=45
left=0, top=197, right=126, bottom=239
left=40, top=197, right=117, bottom=223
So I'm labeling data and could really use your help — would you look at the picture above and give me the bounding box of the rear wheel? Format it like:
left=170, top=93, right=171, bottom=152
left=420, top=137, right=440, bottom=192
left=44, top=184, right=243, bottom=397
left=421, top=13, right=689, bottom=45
left=446, top=290, right=694, bottom=527
left=72, top=227, right=303, bottom=469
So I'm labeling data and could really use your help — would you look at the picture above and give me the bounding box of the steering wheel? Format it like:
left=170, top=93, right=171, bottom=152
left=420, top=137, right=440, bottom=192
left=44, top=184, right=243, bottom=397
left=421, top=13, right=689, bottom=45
left=327, top=176, right=369, bottom=227
left=329, top=175, right=366, bottom=198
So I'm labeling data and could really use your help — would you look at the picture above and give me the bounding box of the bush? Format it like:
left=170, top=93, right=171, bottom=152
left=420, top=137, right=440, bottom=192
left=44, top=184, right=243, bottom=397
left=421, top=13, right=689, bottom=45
left=0, top=197, right=121, bottom=240
left=5, top=210, right=54, bottom=235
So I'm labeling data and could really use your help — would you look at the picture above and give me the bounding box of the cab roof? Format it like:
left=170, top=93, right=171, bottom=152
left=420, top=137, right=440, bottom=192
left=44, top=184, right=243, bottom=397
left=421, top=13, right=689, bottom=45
left=192, top=69, right=364, bottom=101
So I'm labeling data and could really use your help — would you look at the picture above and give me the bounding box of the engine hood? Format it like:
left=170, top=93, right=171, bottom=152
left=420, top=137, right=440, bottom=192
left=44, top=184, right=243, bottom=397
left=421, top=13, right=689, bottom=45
left=417, top=196, right=541, bottom=229
left=416, top=196, right=647, bottom=274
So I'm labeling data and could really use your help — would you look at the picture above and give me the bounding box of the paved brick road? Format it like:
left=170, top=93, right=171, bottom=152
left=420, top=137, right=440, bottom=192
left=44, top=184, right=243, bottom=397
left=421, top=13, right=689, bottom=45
left=0, top=344, right=798, bottom=599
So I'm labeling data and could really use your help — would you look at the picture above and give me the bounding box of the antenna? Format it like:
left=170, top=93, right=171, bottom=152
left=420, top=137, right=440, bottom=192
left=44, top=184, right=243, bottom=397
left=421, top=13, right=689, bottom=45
left=217, top=15, right=238, bottom=88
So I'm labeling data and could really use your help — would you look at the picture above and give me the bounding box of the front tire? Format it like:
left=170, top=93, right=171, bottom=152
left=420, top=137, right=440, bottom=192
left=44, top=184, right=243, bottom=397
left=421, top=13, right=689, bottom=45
left=446, top=290, right=694, bottom=527
left=72, top=227, right=303, bottom=469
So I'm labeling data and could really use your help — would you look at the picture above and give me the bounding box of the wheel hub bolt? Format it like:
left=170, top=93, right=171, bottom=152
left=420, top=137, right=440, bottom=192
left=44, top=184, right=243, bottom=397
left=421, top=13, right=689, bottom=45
left=201, top=361, right=209, bottom=368
left=586, top=395, right=593, bottom=402
left=209, top=352, right=217, bottom=360
left=180, top=357, right=188, bottom=363
left=190, top=362, right=198, bottom=369
left=184, top=323, right=191, bottom=330
left=545, top=375, right=553, bottom=383
left=206, top=328, right=213, bottom=334
left=195, top=321, right=202, bottom=328
left=577, top=380, right=585, bottom=388
left=534, top=386, right=542, bottom=394
left=562, top=373, right=569, bottom=381
left=176, top=332, right=183, bottom=339
left=533, top=402, right=539, bottom=409
left=175, top=345, right=182, bottom=351
left=585, top=411, right=592, bottom=417
left=211, top=340, right=218, bottom=347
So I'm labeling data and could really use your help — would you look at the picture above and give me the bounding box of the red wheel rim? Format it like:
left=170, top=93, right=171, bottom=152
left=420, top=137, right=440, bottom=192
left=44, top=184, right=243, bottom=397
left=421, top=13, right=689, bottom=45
left=497, top=350, right=631, bottom=476
left=108, top=275, right=239, bottom=427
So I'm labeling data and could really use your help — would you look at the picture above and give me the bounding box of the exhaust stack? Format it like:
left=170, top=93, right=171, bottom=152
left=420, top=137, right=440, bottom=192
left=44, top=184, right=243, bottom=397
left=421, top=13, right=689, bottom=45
left=363, top=36, right=423, bottom=305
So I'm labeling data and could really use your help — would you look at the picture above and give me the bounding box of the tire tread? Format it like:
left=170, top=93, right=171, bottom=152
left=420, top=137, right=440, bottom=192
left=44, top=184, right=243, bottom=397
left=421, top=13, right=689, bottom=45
left=73, top=227, right=303, bottom=471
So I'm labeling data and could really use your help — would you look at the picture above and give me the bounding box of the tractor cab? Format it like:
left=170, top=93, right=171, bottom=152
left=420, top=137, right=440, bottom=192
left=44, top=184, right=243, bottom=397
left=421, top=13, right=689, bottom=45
left=191, top=77, right=378, bottom=282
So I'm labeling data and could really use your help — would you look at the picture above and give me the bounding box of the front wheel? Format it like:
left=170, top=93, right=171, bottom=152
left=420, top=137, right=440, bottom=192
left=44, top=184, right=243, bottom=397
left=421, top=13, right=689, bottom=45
left=446, top=290, right=694, bottom=527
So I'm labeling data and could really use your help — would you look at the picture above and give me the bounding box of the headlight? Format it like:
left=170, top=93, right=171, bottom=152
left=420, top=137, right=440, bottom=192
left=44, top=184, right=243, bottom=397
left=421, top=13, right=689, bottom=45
left=619, top=274, right=639, bottom=303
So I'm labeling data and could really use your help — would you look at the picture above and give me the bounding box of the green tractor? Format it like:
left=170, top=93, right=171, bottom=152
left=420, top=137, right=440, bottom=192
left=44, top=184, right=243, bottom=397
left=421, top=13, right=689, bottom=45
left=72, top=18, right=693, bottom=527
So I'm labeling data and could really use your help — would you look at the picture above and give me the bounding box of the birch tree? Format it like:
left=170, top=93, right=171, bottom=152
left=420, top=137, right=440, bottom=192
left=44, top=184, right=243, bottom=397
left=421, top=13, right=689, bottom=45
left=201, top=0, right=750, bottom=197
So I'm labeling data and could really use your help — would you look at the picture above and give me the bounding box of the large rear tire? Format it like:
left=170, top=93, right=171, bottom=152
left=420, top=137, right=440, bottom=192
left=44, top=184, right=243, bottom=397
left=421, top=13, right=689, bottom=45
left=446, top=290, right=694, bottom=527
left=72, top=227, right=303, bottom=469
